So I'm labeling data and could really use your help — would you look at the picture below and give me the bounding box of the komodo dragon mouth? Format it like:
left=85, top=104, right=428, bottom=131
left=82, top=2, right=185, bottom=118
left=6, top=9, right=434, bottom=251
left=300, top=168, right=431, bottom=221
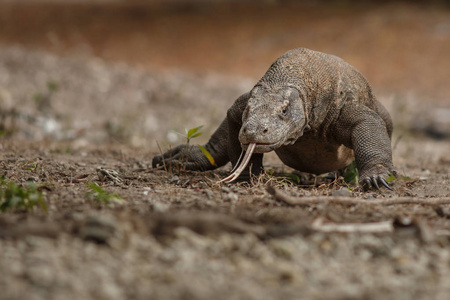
left=219, top=143, right=257, bottom=183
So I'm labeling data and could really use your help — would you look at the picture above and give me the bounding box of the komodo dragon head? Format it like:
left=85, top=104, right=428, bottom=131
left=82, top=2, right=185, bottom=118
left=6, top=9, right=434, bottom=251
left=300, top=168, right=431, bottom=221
left=239, top=85, right=306, bottom=153
left=220, top=85, right=307, bottom=183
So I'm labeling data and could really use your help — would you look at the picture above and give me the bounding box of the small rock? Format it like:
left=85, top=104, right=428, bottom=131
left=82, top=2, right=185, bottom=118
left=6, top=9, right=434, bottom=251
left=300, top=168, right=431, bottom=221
left=221, top=186, right=231, bottom=193
left=142, top=187, right=152, bottom=195
left=151, top=201, right=170, bottom=213
left=221, top=186, right=238, bottom=202
left=395, top=215, right=412, bottom=226
left=79, top=214, right=117, bottom=244
left=26, top=176, right=39, bottom=182
left=331, top=188, right=352, bottom=197
left=365, top=193, right=377, bottom=200
left=204, top=189, right=214, bottom=200
left=222, top=191, right=238, bottom=202
left=169, top=175, right=179, bottom=184
left=434, top=206, right=450, bottom=218
left=269, top=239, right=296, bottom=260
left=157, top=250, right=178, bottom=264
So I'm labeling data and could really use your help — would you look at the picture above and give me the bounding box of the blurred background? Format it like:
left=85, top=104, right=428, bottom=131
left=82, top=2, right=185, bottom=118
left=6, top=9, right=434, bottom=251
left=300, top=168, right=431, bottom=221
left=0, top=0, right=449, bottom=149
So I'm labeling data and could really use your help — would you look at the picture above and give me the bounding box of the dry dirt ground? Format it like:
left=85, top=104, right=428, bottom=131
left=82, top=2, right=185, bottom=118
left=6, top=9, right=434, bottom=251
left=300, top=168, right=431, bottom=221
left=1, top=2, right=450, bottom=300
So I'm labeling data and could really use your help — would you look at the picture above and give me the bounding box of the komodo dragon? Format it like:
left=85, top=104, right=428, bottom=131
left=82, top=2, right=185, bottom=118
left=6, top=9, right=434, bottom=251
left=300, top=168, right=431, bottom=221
left=153, top=47, right=396, bottom=190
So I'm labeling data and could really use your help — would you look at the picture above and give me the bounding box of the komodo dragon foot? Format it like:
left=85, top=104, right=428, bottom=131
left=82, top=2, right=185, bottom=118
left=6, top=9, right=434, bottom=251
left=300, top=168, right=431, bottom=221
left=152, top=144, right=215, bottom=171
left=359, top=165, right=396, bottom=191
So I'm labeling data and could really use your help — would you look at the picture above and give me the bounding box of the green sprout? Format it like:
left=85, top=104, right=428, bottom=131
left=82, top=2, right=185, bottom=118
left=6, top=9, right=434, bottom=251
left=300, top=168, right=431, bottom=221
left=170, top=125, right=217, bottom=167
left=0, top=179, right=47, bottom=213
left=86, top=183, right=123, bottom=205
left=386, top=174, right=397, bottom=183
left=170, top=125, right=204, bottom=145
left=285, top=173, right=301, bottom=185
left=24, top=162, right=40, bottom=173
left=47, top=81, right=59, bottom=92
left=385, top=173, right=411, bottom=183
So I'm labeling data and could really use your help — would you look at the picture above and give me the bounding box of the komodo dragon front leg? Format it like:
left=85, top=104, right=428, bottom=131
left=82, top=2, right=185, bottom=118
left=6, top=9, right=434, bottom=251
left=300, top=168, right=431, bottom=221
left=151, top=116, right=229, bottom=171
left=152, top=92, right=263, bottom=175
left=333, top=103, right=396, bottom=190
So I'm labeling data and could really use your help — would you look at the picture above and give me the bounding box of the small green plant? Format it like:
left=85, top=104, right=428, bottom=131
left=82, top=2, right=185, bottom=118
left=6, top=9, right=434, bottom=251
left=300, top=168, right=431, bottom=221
left=170, top=125, right=204, bottom=145
left=285, top=173, right=301, bottom=185
left=385, top=173, right=411, bottom=183
left=170, top=125, right=217, bottom=167
left=86, top=183, right=123, bottom=205
left=24, top=162, right=40, bottom=173
left=386, top=174, right=396, bottom=183
left=0, top=179, right=47, bottom=213
left=343, top=161, right=359, bottom=184
left=47, top=81, right=59, bottom=92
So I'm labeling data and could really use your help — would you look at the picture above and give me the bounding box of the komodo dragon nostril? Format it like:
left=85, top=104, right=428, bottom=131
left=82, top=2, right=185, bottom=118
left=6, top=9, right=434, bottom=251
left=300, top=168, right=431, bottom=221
left=263, top=129, right=268, bottom=134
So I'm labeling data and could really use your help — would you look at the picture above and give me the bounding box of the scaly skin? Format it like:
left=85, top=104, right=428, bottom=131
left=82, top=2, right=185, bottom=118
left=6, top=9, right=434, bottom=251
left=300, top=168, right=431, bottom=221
left=152, top=48, right=395, bottom=190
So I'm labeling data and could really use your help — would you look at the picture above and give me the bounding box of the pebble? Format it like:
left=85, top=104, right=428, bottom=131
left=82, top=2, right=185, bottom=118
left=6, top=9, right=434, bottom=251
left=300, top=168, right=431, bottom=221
left=169, top=175, right=180, bottom=184
left=331, top=188, right=352, bottom=197
left=26, top=176, right=39, bottom=183
left=222, top=191, right=238, bottom=202
left=151, top=201, right=170, bottom=213
left=79, top=214, right=118, bottom=244
left=203, top=189, right=214, bottom=200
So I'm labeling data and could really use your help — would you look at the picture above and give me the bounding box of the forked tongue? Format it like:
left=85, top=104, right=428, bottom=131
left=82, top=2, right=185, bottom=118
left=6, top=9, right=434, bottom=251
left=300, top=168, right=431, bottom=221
left=219, top=143, right=256, bottom=183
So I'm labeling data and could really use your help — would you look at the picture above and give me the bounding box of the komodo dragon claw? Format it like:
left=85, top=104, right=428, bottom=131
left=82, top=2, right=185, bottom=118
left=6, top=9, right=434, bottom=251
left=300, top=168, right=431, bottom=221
left=363, top=176, right=392, bottom=191
left=379, top=178, right=392, bottom=190
left=372, top=178, right=380, bottom=190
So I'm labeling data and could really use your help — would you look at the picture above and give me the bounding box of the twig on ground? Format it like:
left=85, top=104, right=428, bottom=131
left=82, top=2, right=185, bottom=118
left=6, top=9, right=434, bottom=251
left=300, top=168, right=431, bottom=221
left=151, top=211, right=266, bottom=237
left=155, top=140, right=168, bottom=172
left=311, top=217, right=394, bottom=233
left=71, top=174, right=89, bottom=183
left=266, top=186, right=450, bottom=206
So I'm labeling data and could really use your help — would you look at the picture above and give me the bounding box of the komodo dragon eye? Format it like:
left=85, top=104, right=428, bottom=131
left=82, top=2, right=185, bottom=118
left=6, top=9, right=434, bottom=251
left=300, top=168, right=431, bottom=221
left=281, top=100, right=289, bottom=115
